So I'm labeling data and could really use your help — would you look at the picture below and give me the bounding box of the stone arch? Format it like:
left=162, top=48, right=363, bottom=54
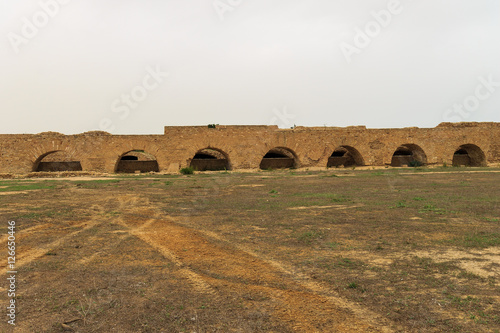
left=33, top=150, right=83, bottom=172
left=391, top=144, right=427, bottom=167
left=260, top=147, right=298, bottom=170
left=327, top=145, right=364, bottom=167
left=452, top=144, right=487, bottom=167
left=189, top=147, right=231, bottom=171
left=115, top=150, right=159, bottom=173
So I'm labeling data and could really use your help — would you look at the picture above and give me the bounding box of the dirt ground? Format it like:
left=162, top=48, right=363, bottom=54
left=0, top=167, right=499, bottom=332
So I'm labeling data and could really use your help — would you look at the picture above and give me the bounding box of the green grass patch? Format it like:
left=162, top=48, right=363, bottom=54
left=347, top=282, right=358, bottom=289
left=79, top=179, right=121, bottom=184
left=291, top=192, right=350, bottom=202
left=297, top=230, right=324, bottom=244
left=447, top=232, right=500, bottom=248
left=393, top=201, right=407, bottom=208
left=0, top=182, right=57, bottom=192
left=482, top=217, right=499, bottom=222
left=75, top=179, right=121, bottom=188
left=419, top=204, right=446, bottom=214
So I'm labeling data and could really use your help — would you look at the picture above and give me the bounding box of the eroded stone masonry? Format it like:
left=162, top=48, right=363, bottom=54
left=0, top=122, right=498, bottom=174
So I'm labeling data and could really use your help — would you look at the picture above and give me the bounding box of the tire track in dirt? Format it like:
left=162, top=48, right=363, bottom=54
left=0, top=220, right=101, bottom=274
left=113, top=208, right=218, bottom=296
left=0, top=204, right=108, bottom=274
left=114, top=194, right=388, bottom=332
left=194, top=229, right=393, bottom=332
left=0, top=223, right=51, bottom=245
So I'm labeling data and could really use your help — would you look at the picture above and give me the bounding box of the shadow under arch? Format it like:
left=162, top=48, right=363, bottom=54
left=115, top=150, right=159, bottom=173
left=452, top=144, right=487, bottom=167
left=390, top=144, right=427, bottom=167
left=33, top=150, right=82, bottom=172
left=259, top=147, right=299, bottom=170
left=327, top=145, right=364, bottom=167
left=189, top=147, right=231, bottom=171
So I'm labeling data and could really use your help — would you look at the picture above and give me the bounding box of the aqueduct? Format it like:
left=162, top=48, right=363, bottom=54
left=0, top=122, right=498, bottom=174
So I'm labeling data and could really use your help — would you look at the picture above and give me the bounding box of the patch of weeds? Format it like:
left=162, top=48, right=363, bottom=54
left=297, top=230, right=324, bottom=245
left=83, top=179, right=120, bottom=184
left=482, top=217, right=499, bottom=222
left=419, top=204, right=446, bottom=214
left=413, top=257, right=455, bottom=274
left=408, top=160, right=423, bottom=167
left=16, top=212, right=42, bottom=219
left=347, top=282, right=358, bottom=289
left=180, top=167, right=194, bottom=175
left=291, top=192, right=350, bottom=202
left=326, top=241, right=341, bottom=249
left=457, top=271, right=483, bottom=280
left=331, top=194, right=350, bottom=203
left=269, top=189, right=278, bottom=194
left=77, top=179, right=121, bottom=188
left=448, top=232, right=500, bottom=248
left=413, top=197, right=425, bottom=201
left=0, top=182, right=57, bottom=192
left=335, top=257, right=363, bottom=268
left=446, top=294, right=479, bottom=309
left=393, top=201, right=407, bottom=208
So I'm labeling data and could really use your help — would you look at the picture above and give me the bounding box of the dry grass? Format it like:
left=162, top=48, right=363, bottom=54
left=0, top=168, right=499, bottom=332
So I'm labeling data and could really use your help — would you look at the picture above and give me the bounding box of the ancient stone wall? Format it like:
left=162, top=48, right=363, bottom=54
left=0, top=122, right=498, bottom=174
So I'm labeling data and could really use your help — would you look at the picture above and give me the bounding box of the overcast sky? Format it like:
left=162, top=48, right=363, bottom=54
left=1, top=0, right=499, bottom=134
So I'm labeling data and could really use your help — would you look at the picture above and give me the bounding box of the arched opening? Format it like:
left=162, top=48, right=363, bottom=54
left=452, top=144, right=487, bottom=167
left=391, top=144, right=427, bottom=167
left=33, top=151, right=82, bottom=172
left=189, top=148, right=230, bottom=171
left=115, top=150, right=159, bottom=173
left=327, top=146, right=364, bottom=167
left=260, top=147, right=298, bottom=170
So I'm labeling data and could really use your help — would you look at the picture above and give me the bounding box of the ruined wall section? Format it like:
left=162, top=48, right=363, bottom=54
left=0, top=122, right=498, bottom=174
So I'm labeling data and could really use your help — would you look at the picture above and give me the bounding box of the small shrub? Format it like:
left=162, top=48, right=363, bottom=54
left=180, top=167, right=194, bottom=175
left=394, top=201, right=406, bottom=208
left=408, top=160, right=423, bottom=167
left=297, top=230, right=324, bottom=244
left=347, top=282, right=358, bottom=289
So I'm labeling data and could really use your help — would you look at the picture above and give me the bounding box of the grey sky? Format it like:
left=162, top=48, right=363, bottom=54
left=1, top=0, right=499, bottom=134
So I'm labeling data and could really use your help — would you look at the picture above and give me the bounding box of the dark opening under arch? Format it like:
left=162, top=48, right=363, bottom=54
left=33, top=151, right=82, bottom=172
left=189, top=148, right=230, bottom=171
left=452, top=144, right=487, bottom=167
left=327, top=146, right=364, bottom=167
left=391, top=144, right=427, bottom=167
left=260, top=147, right=298, bottom=170
left=115, top=150, right=159, bottom=173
